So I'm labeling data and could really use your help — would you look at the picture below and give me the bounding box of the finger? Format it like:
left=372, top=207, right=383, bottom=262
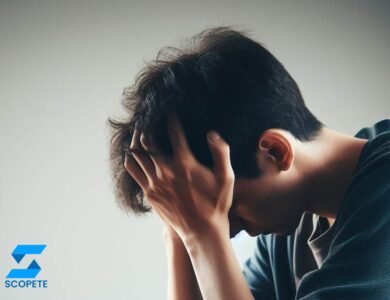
left=130, top=128, right=157, bottom=183
left=167, top=113, right=195, bottom=163
left=207, top=130, right=234, bottom=181
left=124, top=152, right=148, bottom=188
left=139, top=132, right=166, bottom=177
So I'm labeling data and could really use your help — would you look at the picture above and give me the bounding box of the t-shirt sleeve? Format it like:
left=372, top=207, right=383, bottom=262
left=242, top=235, right=277, bottom=299
left=296, top=162, right=390, bottom=300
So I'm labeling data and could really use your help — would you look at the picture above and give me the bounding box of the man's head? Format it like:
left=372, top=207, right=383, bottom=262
left=109, top=26, right=324, bottom=236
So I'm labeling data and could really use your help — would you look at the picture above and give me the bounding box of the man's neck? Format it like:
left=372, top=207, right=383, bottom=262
left=300, top=127, right=368, bottom=220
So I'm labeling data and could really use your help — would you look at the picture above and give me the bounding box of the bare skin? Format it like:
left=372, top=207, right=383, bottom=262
left=124, top=114, right=368, bottom=300
left=163, top=225, right=203, bottom=300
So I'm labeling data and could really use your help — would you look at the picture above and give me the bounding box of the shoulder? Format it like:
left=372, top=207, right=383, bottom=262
left=295, top=120, right=390, bottom=299
left=352, top=118, right=390, bottom=177
left=354, top=119, right=390, bottom=140
left=326, top=119, right=390, bottom=258
left=336, top=119, right=390, bottom=218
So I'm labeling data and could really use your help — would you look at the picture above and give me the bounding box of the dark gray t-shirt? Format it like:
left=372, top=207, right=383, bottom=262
left=242, top=119, right=390, bottom=300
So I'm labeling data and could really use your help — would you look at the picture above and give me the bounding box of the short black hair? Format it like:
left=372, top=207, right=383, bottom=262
left=108, top=26, right=324, bottom=214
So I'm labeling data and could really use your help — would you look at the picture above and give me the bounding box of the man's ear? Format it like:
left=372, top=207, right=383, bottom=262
left=258, top=129, right=294, bottom=171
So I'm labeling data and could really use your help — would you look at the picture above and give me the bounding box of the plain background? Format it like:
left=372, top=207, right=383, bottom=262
left=0, top=0, right=389, bottom=299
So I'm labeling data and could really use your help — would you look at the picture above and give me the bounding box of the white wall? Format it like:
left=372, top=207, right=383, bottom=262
left=0, top=0, right=389, bottom=299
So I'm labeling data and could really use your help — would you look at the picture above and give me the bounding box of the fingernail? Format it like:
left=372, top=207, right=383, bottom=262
left=207, top=131, right=220, bottom=141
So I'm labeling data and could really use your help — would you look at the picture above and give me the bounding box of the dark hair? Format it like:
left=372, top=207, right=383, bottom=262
left=108, top=26, right=324, bottom=214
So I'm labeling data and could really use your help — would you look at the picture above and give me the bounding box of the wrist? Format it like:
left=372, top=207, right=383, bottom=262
left=163, top=225, right=182, bottom=244
left=182, top=219, right=230, bottom=253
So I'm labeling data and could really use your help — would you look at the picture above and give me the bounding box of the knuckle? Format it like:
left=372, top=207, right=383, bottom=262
left=148, top=180, right=165, bottom=194
left=123, top=158, right=131, bottom=171
left=144, top=186, right=154, bottom=198
left=175, top=165, right=194, bottom=182
left=223, top=170, right=235, bottom=184
left=175, top=152, right=194, bottom=166
left=182, top=170, right=193, bottom=182
left=140, top=134, right=148, bottom=149
left=148, top=181, right=158, bottom=192
left=168, top=174, right=181, bottom=188
left=162, top=170, right=175, bottom=183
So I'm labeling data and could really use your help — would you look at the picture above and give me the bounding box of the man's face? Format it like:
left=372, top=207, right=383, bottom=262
left=229, top=176, right=306, bottom=238
left=228, top=130, right=307, bottom=238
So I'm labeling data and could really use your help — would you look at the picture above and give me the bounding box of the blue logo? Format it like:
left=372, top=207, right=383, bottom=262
left=4, top=244, right=48, bottom=288
left=6, top=244, right=46, bottom=278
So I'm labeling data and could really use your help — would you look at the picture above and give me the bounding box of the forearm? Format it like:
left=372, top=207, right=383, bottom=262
left=164, top=227, right=203, bottom=300
left=184, top=226, right=254, bottom=300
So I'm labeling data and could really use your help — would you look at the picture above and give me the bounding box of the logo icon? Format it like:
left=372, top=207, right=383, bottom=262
left=6, top=244, right=46, bottom=279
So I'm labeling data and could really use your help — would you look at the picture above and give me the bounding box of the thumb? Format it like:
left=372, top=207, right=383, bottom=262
left=207, top=131, right=233, bottom=180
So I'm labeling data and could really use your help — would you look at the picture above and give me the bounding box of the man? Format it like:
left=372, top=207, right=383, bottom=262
left=108, top=27, right=390, bottom=299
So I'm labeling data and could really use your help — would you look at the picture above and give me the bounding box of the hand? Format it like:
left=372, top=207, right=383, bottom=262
left=124, top=114, right=235, bottom=242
